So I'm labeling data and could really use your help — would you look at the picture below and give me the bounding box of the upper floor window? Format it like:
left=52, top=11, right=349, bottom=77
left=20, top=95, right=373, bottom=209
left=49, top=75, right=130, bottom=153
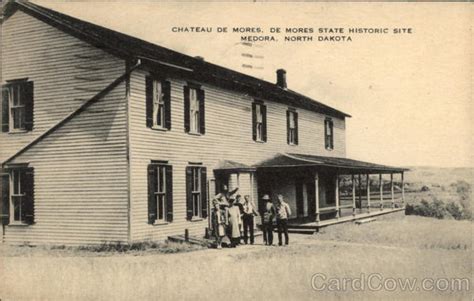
left=287, top=109, right=298, bottom=145
left=1, top=80, right=34, bottom=133
left=146, top=76, right=171, bottom=130
left=186, top=165, right=207, bottom=220
left=147, top=163, right=173, bottom=224
left=324, top=118, right=334, bottom=150
left=184, top=85, right=205, bottom=135
left=0, top=167, right=35, bottom=225
left=252, top=101, right=267, bottom=142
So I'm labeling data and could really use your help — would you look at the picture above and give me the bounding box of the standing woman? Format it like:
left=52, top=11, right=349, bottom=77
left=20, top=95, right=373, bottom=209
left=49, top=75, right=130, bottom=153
left=211, top=197, right=228, bottom=249
left=227, top=198, right=242, bottom=248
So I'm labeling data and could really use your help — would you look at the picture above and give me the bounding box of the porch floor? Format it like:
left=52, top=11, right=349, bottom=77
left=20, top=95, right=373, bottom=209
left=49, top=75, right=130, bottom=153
left=287, top=207, right=405, bottom=232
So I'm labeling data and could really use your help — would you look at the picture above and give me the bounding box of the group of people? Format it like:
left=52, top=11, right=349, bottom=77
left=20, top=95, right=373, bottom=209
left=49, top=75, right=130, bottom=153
left=211, top=185, right=292, bottom=249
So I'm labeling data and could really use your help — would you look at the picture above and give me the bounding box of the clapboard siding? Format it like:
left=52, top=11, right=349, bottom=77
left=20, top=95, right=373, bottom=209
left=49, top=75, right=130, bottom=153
left=1, top=10, right=128, bottom=245
left=5, top=85, right=129, bottom=245
left=128, top=69, right=346, bottom=241
left=0, top=10, right=125, bottom=163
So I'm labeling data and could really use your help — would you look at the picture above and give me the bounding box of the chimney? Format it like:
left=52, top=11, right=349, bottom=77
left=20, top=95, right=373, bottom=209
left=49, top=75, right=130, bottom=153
left=276, top=69, right=287, bottom=89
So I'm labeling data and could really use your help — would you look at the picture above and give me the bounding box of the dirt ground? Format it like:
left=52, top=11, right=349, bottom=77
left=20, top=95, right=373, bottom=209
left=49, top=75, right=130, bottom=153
left=0, top=215, right=471, bottom=301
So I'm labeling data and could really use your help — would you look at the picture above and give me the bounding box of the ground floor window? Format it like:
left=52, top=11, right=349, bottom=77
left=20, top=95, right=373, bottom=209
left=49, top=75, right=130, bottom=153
left=186, top=165, right=208, bottom=220
left=148, top=163, right=173, bottom=224
left=3, top=167, right=35, bottom=225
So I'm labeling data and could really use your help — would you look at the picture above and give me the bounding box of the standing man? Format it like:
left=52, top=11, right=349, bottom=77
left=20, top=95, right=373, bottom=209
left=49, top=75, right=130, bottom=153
left=261, top=194, right=275, bottom=246
left=242, top=195, right=258, bottom=244
left=275, top=194, right=291, bottom=246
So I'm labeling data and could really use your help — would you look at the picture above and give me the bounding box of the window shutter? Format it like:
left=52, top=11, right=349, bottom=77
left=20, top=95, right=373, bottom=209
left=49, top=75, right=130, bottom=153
left=22, top=81, right=34, bottom=131
left=163, top=81, right=172, bottom=130
left=198, top=89, right=205, bottom=134
left=200, top=167, right=208, bottom=218
left=251, top=102, right=257, bottom=141
left=1, top=86, right=9, bottom=133
left=145, top=76, right=154, bottom=128
left=165, top=165, right=173, bottom=222
left=330, top=120, right=334, bottom=149
left=183, top=86, right=190, bottom=133
left=185, top=167, right=193, bottom=220
left=286, top=110, right=290, bottom=144
left=294, top=112, right=299, bottom=145
left=21, top=168, right=35, bottom=225
left=261, top=104, right=267, bottom=142
left=147, top=164, right=157, bottom=224
left=324, top=119, right=328, bottom=149
left=0, top=172, right=9, bottom=225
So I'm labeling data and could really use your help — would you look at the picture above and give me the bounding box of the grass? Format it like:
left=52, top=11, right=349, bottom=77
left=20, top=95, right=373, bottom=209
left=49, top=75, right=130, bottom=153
left=1, top=215, right=471, bottom=301
left=317, top=215, right=472, bottom=250
left=0, top=240, right=205, bottom=257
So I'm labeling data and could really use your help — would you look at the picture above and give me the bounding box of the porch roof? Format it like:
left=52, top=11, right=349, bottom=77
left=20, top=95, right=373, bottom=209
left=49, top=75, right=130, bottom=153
left=214, top=160, right=256, bottom=172
left=255, top=153, right=409, bottom=174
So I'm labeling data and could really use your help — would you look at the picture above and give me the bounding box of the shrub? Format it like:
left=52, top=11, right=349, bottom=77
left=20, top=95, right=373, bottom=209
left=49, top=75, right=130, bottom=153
left=446, top=202, right=463, bottom=220
left=406, top=198, right=448, bottom=219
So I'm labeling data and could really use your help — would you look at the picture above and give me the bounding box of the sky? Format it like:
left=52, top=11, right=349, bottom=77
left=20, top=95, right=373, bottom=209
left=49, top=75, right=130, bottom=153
left=32, top=1, right=472, bottom=168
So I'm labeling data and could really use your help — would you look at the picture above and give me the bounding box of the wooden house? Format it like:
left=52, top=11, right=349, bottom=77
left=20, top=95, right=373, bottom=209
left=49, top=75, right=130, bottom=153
left=0, top=1, right=407, bottom=245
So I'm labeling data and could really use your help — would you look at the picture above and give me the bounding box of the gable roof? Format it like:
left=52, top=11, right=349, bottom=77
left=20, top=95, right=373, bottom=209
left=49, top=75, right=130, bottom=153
left=3, top=0, right=350, bottom=119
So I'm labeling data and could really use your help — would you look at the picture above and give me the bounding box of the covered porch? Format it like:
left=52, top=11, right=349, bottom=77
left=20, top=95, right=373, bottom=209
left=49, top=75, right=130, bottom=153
left=255, top=153, right=408, bottom=229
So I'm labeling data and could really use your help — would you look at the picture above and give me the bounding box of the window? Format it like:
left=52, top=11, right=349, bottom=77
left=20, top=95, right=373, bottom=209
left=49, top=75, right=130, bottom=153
left=184, top=85, right=205, bottom=134
left=1, top=167, right=34, bottom=225
left=287, top=109, right=298, bottom=145
left=146, top=76, right=171, bottom=130
left=252, top=101, right=267, bottom=142
left=1, top=80, right=34, bottom=133
left=324, top=118, right=334, bottom=150
left=186, top=166, right=207, bottom=220
left=147, top=163, right=173, bottom=224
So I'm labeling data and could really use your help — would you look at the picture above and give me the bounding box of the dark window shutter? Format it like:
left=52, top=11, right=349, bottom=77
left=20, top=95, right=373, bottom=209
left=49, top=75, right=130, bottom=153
left=22, top=81, right=34, bottom=131
left=22, top=168, right=34, bottom=224
left=324, top=119, right=329, bottom=149
left=294, top=112, right=299, bottom=145
left=330, top=120, right=334, bottom=149
left=145, top=76, right=154, bottom=128
left=163, top=81, right=172, bottom=130
left=147, top=164, right=157, bottom=224
left=261, top=104, right=267, bottom=142
left=165, top=165, right=173, bottom=222
left=200, top=167, right=208, bottom=218
left=1, top=86, right=9, bottom=133
left=251, top=102, right=257, bottom=141
left=198, top=89, right=205, bottom=134
left=286, top=110, right=290, bottom=144
left=183, top=86, right=190, bottom=133
left=0, top=172, right=9, bottom=225
left=185, top=167, right=193, bottom=220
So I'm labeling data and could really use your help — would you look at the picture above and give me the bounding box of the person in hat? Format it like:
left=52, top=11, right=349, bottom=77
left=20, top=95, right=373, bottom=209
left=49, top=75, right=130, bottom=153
left=275, top=194, right=291, bottom=246
left=227, top=197, right=242, bottom=247
left=261, top=194, right=275, bottom=246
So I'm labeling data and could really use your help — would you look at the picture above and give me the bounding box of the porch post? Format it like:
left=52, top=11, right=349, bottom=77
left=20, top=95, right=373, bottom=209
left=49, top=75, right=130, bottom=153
left=401, top=172, right=405, bottom=208
left=379, top=174, right=383, bottom=210
left=315, top=172, right=320, bottom=222
left=358, top=174, right=362, bottom=211
left=335, top=173, right=340, bottom=218
left=390, top=173, right=395, bottom=209
left=366, top=174, right=370, bottom=213
left=351, top=174, right=356, bottom=217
